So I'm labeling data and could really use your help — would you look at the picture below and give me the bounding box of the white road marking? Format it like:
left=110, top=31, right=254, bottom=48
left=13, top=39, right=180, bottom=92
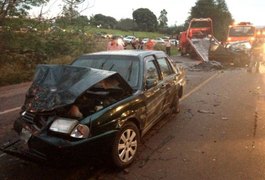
left=180, top=72, right=220, bottom=102
left=0, top=107, right=21, bottom=115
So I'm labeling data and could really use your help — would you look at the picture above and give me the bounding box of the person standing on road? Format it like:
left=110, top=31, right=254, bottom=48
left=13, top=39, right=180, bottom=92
left=145, top=39, right=155, bottom=50
left=138, top=39, right=144, bottom=50
left=247, top=39, right=264, bottom=73
left=164, top=39, right=171, bottom=56
left=107, top=36, right=124, bottom=51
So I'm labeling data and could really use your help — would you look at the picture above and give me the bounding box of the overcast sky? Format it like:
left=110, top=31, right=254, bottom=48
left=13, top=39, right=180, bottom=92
left=30, top=0, right=265, bottom=26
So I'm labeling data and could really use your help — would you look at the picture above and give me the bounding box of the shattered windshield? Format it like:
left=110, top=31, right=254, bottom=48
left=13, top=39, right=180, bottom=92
left=72, top=55, right=140, bottom=89
left=229, top=26, right=255, bottom=37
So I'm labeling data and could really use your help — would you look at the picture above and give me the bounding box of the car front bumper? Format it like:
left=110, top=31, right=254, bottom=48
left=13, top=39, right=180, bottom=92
left=0, top=130, right=118, bottom=164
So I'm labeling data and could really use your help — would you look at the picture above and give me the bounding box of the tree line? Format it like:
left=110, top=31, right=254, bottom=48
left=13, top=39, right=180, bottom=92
left=0, top=0, right=232, bottom=40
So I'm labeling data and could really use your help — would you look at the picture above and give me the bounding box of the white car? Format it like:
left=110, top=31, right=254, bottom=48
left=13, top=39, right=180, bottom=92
left=169, top=39, right=179, bottom=46
left=123, top=36, right=136, bottom=44
left=154, top=37, right=165, bottom=44
left=141, top=38, right=149, bottom=44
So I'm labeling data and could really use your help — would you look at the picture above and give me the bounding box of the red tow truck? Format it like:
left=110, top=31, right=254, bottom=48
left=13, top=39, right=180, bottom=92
left=179, top=18, right=215, bottom=61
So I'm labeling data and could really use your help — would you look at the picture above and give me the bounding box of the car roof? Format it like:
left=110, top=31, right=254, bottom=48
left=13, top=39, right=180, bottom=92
left=82, top=50, right=167, bottom=59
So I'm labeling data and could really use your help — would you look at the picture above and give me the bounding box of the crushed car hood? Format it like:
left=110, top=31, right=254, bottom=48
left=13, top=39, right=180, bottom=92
left=23, top=64, right=133, bottom=112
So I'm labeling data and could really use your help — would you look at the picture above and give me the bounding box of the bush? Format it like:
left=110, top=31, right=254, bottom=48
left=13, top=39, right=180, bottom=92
left=0, top=29, right=103, bottom=86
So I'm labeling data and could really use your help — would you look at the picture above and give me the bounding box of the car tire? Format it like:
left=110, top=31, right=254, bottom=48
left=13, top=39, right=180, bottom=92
left=111, top=121, right=140, bottom=169
left=172, top=94, right=180, bottom=114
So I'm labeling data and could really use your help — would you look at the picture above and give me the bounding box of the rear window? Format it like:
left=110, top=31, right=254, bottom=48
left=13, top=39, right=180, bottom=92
left=72, top=55, right=140, bottom=89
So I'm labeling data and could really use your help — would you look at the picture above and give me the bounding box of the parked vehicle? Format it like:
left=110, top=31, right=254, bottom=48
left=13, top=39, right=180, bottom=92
left=1, top=50, right=185, bottom=169
left=169, top=38, right=179, bottom=46
left=123, top=35, right=136, bottom=44
left=142, top=38, right=149, bottom=44
left=154, top=37, right=165, bottom=44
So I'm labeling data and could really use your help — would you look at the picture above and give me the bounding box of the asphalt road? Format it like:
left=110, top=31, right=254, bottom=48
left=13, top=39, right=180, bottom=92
left=1, top=56, right=265, bottom=179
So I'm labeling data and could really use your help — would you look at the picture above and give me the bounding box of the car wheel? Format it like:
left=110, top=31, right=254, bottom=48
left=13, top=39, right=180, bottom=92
left=172, top=94, right=180, bottom=114
left=111, top=121, right=140, bottom=169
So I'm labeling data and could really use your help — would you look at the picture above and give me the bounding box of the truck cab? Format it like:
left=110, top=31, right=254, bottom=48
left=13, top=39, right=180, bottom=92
left=226, top=22, right=256, bottom=44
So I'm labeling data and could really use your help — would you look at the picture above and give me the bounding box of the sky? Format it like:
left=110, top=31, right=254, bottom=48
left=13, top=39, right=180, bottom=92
left=30, top=0, right=265, bottom=27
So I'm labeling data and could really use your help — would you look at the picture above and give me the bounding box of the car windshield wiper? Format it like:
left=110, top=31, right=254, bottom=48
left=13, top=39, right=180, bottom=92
left=127, top=61, right=133, bottom=81
left=109, top=64, right=115, bottom=71
left=100, top=56, right=111, bottom=69
left=100, top=59, right=108, bottom=69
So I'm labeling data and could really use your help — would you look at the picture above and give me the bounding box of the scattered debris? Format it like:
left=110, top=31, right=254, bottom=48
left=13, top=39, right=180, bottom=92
left=123, top=168, right=130, bottom=174
left=190, top=61, right=223, bottom=71
left=198, top=109, right=215, bottom=114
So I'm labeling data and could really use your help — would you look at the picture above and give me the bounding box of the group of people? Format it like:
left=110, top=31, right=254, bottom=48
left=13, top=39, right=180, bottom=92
left=106, top=37, right=124, bottom=50
left=106, top=36, right=172, bottom=56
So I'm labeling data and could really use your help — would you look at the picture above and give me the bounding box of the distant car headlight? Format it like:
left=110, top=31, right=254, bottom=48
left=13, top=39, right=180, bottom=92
left=49, top=118, right=90, bottom=138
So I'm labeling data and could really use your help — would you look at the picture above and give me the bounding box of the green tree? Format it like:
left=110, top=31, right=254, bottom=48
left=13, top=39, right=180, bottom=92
left=215, top=0, right=233, bottom=40
left=56, top=15, right=88, bottom=29
left=158, top=9, right=168, bottom=28
left=0, top=0, right=49, bottom=24
left=133, top=8, right=157, bottom=32
left=186, top=0, right=232, bottom=40
left=90, top=14, right=117, bottom=29
left=117, top=18, right=137, bottom=31
left=62, top=0, right=85, bottom=22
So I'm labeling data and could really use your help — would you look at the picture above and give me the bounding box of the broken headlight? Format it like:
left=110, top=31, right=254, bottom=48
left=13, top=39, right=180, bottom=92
left=49, top=118, right=90, bottom=138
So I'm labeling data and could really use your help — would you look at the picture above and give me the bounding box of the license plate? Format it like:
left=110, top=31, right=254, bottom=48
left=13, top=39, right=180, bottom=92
left=20, top=128, right=32, bottom=143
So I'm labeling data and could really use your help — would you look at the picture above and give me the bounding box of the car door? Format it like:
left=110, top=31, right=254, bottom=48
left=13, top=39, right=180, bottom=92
left=156, top=57, right=178, bottom=112
left=143, top=56, right=167, bottom=129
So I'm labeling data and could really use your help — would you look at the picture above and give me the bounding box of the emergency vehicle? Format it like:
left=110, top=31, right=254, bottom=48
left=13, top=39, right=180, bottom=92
left=226, top=22, right=256, bottom=44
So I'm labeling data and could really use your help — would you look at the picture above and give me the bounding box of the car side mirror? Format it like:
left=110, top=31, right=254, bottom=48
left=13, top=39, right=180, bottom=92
left=146, top=79, right=158, bottom=89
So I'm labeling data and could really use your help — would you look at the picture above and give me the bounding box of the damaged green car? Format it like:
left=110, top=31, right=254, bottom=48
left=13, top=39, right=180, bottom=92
left=1, top=50, right=185, bottom=168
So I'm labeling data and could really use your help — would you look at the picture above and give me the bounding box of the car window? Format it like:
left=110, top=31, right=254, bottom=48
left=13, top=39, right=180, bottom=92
left=157, top=57, right=173, bottom=78
left=145, top=59, right=159, bottom=81
left=72, top=55, right=140, bottom=89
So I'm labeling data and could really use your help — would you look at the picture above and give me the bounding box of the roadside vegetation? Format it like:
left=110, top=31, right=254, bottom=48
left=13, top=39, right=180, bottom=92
left=0, top=18, right=177, bottom=86
left=0, top=0, right=232, bottom=86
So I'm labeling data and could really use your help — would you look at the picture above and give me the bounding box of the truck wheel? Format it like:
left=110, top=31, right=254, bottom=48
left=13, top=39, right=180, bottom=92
left=111, top=122, right=140, bottom=169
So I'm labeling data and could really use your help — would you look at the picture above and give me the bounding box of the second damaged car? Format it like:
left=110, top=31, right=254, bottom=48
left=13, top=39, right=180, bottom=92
left=209, top=39, right=252, bottom=66
left=1, top=50, right=185, bottom=168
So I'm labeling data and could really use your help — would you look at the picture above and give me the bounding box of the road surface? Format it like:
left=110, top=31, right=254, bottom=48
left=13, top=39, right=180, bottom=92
left=1, top=56, right=265, bottom=180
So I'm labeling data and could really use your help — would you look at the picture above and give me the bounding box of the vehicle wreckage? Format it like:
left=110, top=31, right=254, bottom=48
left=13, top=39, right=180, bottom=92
left=1, top=50, right=185, bottom=168
left=2, top=65, right=133, bottom=165
left=209, top=39, right=252, bottom=66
